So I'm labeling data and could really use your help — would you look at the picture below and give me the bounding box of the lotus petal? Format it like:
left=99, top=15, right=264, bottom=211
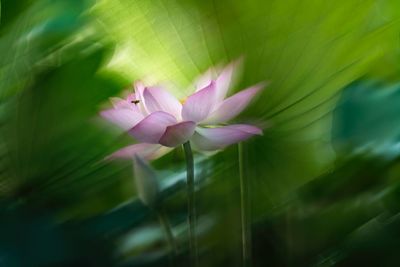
left=194, top=67, right=216, bottom=92
left=128, top=111, right=177, bottom=143
left=107, top=143, right=170, bottom=160
left=204, top=84, right=264, bottom=124
left=215, top=61, right=240, bottom=103
left=134, top=81, right=148, bottom=115
left=133, top=155, right=160, bottom=207
left=100, top=108, right=144, bottom=130
left=191, top=124, right=262, bottom=151
left=143, top=86, right=182, bottom=119
left=110, top=93, right=141, bottom=112
left=159, top=121, right=196, bottom=147
left=182, top=81, right=217, bottom=122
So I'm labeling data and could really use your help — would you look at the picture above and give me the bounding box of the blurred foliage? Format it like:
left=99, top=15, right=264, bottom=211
left=1, top=0, right=400, bottom=266
left=333, top=80, right=400, bottom=156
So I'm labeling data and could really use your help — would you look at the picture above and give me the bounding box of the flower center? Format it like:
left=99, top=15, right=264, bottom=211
left=131, top=100, right=140, bottom=105
left=180, top=97, right=187, bottom=105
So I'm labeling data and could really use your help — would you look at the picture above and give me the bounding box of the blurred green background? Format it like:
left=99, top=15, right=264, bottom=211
left=1, top=0, right=400, bottom=266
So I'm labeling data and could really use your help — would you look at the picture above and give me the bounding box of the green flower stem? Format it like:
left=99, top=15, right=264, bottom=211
left=183, top=141, right=198, bottom=267
left=239, top=142, right=252, bottom=267
left=157, top=207, right=179, bottom=259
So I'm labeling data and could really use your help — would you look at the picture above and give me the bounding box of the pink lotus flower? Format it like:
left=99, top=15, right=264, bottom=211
left=101, top=62, right=264, bottom=160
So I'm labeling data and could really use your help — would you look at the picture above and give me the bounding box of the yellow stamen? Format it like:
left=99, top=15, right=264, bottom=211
left=180, top=97, right=187, bottom=104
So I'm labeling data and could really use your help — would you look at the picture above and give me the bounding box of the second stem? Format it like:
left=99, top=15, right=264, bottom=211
left=183, top=141, right=198, bottom=267
left=239, top=142, right=251, bottom=267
